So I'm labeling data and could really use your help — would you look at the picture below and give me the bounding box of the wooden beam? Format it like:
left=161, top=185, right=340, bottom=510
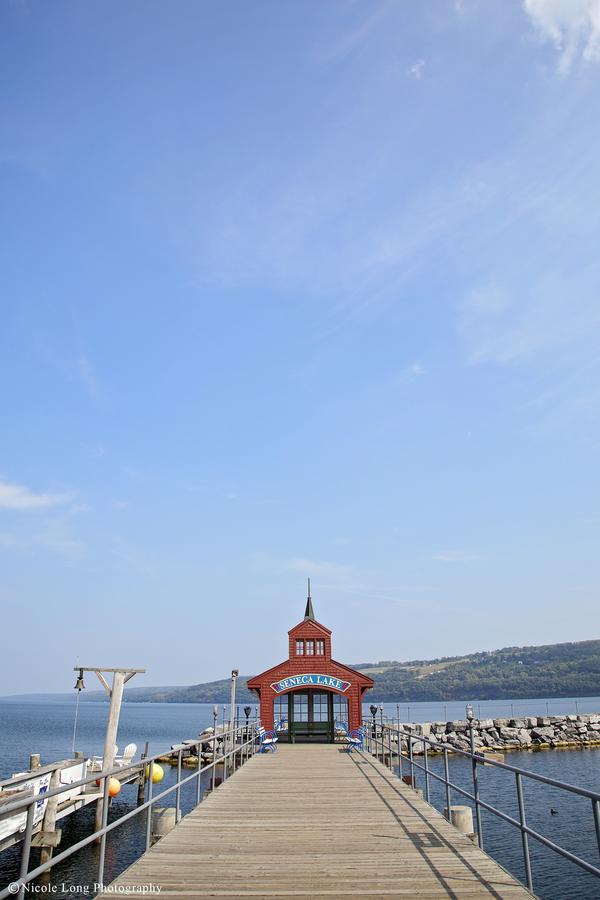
left=95, top=672, right=111, bottom=696
left=94, top=671, right=125, bottom=833
left=74, top=667, right=146, bottom=674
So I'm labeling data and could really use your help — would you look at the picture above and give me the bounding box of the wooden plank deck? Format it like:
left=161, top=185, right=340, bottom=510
left=99, top=744, right=533, bottom=898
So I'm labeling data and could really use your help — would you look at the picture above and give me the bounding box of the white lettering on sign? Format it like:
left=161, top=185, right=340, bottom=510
left=270, top=674, right=351, bottom=693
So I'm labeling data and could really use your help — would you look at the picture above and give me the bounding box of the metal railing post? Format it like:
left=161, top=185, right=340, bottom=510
left=443, top=747, right=451, bottom=820
left=397, top=727, right=403, bottom=778
left=408, top=727, right=415, bottom=786
left=145, top=761, right=154, bottom=851
left=516, top=772, right=533, bottom=892
left=594, top=798, right=600, bottom=859
left=387, top=726, right=393, bottom=771
left=212, top=733, right=217, bottom=792
left=195, top=740, right=202, bottom=805
left=175, top=748, right=183, bottom=823
left=17, top=802, right=35, bottom=899
left=97, top=772, right=111, bottom=888
left=423, top=739, right=430, bottom=803
left=469, top=721, right=483, bottom=849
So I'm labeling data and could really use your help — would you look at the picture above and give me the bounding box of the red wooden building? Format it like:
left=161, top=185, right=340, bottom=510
left=247, top=590, right=374, bottom=742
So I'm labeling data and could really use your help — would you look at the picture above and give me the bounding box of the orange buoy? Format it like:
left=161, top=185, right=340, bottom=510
left=108, top=777, right=121, bottom=797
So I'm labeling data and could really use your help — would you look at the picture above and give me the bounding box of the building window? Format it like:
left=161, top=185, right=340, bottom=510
left=306, top=640, right=314, bottom=656
left=333, top=695, right=348, bottom=726
left=295, top=639, right=304, bottom=655
left=316, top=639, right=325, bottom=655
left=313, top=692, right=329, bottom=722
left=274, top=696, right=288, bottom=729
left=293, top=693, right=309, bottom=722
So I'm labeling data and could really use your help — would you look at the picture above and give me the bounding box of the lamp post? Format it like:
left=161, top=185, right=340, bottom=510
left=229, top=670, right=239, bottom=728
left=211, top=706, right=218, bottom=792
left=243, top=705, right=251, bottom=746
left=370, top=704, right=377, bottom=741
left=466, top=703, right=483, bottom=848
left=379, top=703, right=384, bottom=727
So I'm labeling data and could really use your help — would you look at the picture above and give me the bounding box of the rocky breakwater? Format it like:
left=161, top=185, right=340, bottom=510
left=403, top=713, right=600, bottom=754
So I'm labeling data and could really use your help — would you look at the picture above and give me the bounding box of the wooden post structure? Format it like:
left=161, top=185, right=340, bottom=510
left=74, top=666, right=145, bottom=833
left=36, top=767, right=62, bottom=877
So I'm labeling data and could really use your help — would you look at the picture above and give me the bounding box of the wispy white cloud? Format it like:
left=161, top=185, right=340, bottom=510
left=321, top=581, right=437, bottom=595
left=459, top=274, right=600, bottom=366
left=0, top=525, right=83, bottom=558
left=35, top=339, right=105, bottom=406
left=226, top=490, right=277, bottom=506
left=74, top=354, right=102, bottom=404
left=319, top=3, right=392, bottom=62
left=524, top=0, right=600, bottom=73
left=0, top=479, right=71, bottom=511
left=407, top=59, right=425, bottom=79
left=84, top=443, right=108, bottom=460
left=432, top=550, right=479, bottom=563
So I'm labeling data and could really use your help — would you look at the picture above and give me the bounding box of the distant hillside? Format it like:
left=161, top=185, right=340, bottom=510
left=118, top=639, right=600, bottom=703
left=354, top=639, right=600, bottom=701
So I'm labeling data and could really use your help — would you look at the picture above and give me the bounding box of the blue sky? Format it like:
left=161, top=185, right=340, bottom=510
left=2, top=0, right=600, bottom=694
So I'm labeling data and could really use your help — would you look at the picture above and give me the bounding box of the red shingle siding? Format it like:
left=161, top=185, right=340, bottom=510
left=247, top=615, right=374, bottom=732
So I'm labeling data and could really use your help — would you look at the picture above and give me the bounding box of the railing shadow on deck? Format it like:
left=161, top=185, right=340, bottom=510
left=363, top=719, right=600, bottom=895
left=347, top=751, right=512, bottom=900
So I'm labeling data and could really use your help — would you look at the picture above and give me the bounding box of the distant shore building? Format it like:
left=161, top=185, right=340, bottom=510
left=247, top=588, right=374, bottom=742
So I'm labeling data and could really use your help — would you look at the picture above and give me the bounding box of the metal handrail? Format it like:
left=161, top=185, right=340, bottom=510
left=363, top=719, right=600, bottom=893
left=0, top=722, right=259, bottom=900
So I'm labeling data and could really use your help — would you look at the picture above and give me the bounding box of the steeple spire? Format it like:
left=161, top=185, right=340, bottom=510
left=304, top=577, right=315, bottom=621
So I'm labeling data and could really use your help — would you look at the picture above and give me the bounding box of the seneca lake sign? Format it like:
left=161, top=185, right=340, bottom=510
left=270, top=674, right=351, bottom=693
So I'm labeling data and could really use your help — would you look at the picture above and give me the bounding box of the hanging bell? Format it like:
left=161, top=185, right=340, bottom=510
left=74, top=669, right=85, bottom=691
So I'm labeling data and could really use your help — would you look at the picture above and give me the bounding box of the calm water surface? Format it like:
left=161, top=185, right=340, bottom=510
left=0, top=698, right=599, bottom=899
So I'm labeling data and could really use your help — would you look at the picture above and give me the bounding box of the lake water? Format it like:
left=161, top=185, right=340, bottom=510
left=1, top=697, right=599, bottom=899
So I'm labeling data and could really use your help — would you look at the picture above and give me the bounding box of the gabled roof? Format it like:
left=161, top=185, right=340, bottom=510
left=247, top=655, right=375, bottom=688
left=288, top=617, right=331, bottom=637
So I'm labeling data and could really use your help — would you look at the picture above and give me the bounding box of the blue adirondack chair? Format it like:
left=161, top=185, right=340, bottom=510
left=345, top=727, right=365, bottom=753
left=256, top=725, right=278, bottom=752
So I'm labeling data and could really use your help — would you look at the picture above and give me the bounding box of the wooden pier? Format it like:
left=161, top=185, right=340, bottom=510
left=99, top=744, right=532, bottom=898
